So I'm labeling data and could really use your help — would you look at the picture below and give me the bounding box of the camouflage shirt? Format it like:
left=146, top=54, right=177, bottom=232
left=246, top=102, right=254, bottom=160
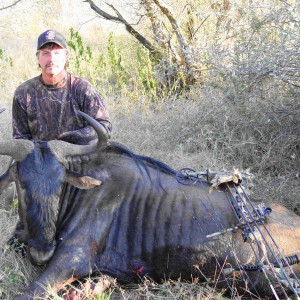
left=12, top=72, right=112, bottom=144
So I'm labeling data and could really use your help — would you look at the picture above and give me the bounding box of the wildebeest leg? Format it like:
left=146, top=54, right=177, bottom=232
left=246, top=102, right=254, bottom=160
left=15, top=250, right=94, bottom=300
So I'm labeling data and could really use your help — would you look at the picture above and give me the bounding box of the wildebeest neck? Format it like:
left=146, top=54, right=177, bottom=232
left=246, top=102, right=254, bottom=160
left=18, top=142, right=64, bottom=252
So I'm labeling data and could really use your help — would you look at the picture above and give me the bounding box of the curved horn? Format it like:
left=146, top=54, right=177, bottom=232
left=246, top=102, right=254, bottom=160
left=0, top=139, right=34, bottom=161
left=78, top=110, right=109, bottom=146
left=48, top=111, right=109, bottom=160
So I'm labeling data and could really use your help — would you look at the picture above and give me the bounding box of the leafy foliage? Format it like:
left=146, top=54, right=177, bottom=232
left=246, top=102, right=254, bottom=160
left=67, top=28, right=107, bottom=89
left=107, top=33, right=128, bottom=90
left=66, top=29, right=172, bottom=99
left=136, top=46, right=158, bottom=100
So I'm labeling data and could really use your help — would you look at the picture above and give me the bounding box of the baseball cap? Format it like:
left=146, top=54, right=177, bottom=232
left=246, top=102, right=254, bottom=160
left=37, top=30, right=67, bottom=50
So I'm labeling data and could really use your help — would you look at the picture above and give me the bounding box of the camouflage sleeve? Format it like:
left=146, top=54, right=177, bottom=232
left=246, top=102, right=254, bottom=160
left=12, top=92, right=32, bottom=140
left=58, top=79, right=112, bottom=145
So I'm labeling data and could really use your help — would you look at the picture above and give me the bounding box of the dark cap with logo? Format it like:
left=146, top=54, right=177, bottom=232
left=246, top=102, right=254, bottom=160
left=37, top=30, right=67, bottom=50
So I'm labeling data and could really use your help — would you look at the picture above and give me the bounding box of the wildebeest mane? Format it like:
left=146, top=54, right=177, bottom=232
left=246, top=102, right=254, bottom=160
left=108, top=142, right=177, bottom=177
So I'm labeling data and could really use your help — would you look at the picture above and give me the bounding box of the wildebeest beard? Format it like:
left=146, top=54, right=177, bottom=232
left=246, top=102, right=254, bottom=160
left=18, top=142, right=64, bottom=251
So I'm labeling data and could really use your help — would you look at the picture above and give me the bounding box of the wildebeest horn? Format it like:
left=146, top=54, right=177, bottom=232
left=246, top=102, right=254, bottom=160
left=48, top=111, right=109, bottom=160
left=0, top=139, right=34, bottom=161
left=78, top=110, right=109, bottom=145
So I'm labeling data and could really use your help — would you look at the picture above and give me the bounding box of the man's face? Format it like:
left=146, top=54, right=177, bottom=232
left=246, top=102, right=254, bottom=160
left=38, top=43, right=67, bottom=77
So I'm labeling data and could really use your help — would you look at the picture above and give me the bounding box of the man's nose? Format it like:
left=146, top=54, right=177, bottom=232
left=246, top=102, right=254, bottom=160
left=48, top=52, right=55, bottom=61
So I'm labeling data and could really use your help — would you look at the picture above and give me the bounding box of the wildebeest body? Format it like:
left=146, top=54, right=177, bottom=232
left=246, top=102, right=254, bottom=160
left=28, top=149, right=300, bottom=293
left=48, top=151, right=236, bottom=284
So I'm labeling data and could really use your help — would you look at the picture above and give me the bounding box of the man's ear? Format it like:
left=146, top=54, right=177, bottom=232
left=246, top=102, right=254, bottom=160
left=65, top=170, right=102, bottom=189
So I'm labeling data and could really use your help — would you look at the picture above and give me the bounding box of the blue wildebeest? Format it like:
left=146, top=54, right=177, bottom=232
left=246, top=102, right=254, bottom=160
left=0, top=110, right=300, bottom=300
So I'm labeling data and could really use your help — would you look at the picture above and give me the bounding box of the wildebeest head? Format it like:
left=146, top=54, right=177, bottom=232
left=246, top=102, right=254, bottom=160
left=0, top=111, right=107, bottom=265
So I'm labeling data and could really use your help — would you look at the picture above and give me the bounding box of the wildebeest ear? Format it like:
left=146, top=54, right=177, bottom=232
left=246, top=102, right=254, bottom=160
left=65, top=170, right=102, bottom=189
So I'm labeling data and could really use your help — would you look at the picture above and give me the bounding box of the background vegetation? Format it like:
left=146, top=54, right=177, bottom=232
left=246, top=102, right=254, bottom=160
left=0, top=0, right=299, bottom=299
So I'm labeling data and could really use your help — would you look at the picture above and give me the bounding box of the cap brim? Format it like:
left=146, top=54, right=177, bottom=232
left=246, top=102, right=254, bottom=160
left=38, top=41, right=66, bottom=50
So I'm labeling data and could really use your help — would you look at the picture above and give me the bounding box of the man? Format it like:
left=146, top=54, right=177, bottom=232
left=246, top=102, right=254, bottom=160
left=12, top=29, right=112, bottom=144
left=9, top=30, right=112, bottom=254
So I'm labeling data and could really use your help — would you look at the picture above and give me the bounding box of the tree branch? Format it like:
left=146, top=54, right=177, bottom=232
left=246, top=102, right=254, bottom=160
left=152, top=0, right=199, bottom=83
left=0, top=0, right=21, bottom=11
left=84, top=0, right=161, bottom=56
left=83, top=0, right=120, bottom=22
